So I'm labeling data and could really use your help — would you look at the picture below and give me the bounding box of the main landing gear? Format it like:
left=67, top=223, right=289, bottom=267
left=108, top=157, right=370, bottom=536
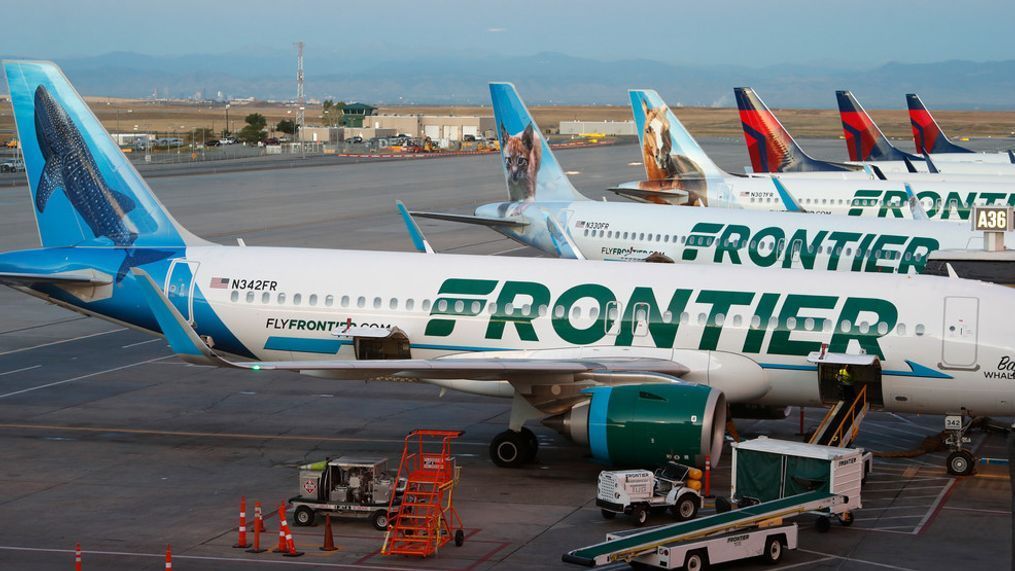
left=490, top=427, right=539, bottom=468
left=944, top=414, right=976, bottom=476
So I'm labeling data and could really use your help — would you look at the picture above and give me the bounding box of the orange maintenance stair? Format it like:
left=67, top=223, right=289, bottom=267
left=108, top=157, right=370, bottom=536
left=382, top=429, right=464, bottom=557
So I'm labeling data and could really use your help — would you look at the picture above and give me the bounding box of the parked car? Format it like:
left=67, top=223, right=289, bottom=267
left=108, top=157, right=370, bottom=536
left=205, top=139, right=221, bottom=147
left=346, top=136, right=364, bottom=144
left=463, top=134, right=477, bottom=142
left=0, top=159, right=25, bottom=173
left=263, top=137, right=280, bottom=145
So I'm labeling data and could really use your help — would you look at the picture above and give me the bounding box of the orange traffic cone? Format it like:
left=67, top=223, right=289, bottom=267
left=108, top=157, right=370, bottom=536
left=164, top=544, right=172, bottom=570
left=233, top=496, right=250, bottom=548
left=247, top=501, right=267, bottom=554
left=273, top=503, right=288, bottom=553
left=280, top=506, right=304, bottom=558
left=74, top=543, right=82, bottom=571
left=319, top=514, right=338, bottom=552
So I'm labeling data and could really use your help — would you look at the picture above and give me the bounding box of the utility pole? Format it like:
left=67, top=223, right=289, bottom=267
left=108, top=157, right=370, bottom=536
left=295, top=41, right=305, bottom=159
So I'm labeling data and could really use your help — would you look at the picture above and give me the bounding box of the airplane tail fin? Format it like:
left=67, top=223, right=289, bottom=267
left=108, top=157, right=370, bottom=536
left=906, top=94, right=973, bottom=155
left=489, top=83, right=585, bottom=203
left=4, top=61, right=203, bottom=249
left=836, top=90, right=920, bottom=164
left=629, top=89, right=726, bottom=181
left=734, top=87, right=849, bottom=173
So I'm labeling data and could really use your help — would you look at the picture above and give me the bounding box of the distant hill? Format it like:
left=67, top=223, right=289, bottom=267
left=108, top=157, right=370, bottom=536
left=3, top=51, right=1014, bottom=109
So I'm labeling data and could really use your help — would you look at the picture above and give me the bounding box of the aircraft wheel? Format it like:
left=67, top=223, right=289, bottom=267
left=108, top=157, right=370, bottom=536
left=815, top=516, right=831, bottom=533
left=519, top=427, right=539, bottom=462
left=490, top=430, right=531, bottom=468
left=946, top=450, right=976, bottom=476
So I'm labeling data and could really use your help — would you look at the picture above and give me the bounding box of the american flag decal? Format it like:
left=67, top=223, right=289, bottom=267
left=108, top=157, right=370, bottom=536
left=576, top=220, right=585, bottom=228
left=210, top=277, right=230, bottom=289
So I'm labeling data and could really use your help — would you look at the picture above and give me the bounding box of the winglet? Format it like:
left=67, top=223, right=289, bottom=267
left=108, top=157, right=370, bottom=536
left=902, top=155, right=918, bottom=173
left=396, top=200, right=435, bottom=254
left=131, top=268, right=226, bottom=365
left=771, top=177, right=807, bottom=213
left=922, top=152, right=940, bottom=174
left=1009, top=150, right=1015, bottom=165
left=903, top=184, right=929, bottom=221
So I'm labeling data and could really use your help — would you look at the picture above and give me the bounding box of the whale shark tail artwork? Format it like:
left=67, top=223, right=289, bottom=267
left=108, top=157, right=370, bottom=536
left=5, top=61, right=205, bottom=252
left=734, top=87, right=853, bottom=173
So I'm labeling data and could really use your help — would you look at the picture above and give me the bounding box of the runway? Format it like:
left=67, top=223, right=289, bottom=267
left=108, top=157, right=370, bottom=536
left=0, top=138, right=1010, bottom=570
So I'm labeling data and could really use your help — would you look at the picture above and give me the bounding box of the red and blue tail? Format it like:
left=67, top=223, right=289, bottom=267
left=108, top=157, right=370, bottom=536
left=906, top=94, right=973, bottom=155
left=734, top=87, right=850, bottom=173
left=836, top=90, right=922, bottom=163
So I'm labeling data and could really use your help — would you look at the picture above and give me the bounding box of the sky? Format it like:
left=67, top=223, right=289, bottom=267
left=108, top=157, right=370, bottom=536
left=2, top=0, right=1011, bottom=67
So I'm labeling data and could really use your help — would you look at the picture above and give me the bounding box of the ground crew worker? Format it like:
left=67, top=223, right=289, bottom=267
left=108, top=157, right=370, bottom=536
left=836, top=364, right=855, bottom=401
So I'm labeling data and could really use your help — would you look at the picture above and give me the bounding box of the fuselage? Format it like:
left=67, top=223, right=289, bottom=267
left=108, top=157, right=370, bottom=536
left=481, top=199, right=1008, bottom=271
left=8, top=244, right=1012, bottom=417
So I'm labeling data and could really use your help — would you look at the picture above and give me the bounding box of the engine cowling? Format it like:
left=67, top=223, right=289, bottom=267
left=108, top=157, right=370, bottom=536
left=543, top=382, right=726, bottom=468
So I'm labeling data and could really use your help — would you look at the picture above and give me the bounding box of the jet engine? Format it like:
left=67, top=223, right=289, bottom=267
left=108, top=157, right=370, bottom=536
left=543, top=382, right=726, bottom=468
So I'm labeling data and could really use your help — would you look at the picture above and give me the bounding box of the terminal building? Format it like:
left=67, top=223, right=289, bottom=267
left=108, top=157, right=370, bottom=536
left=559, top=120, right=636, bottom=136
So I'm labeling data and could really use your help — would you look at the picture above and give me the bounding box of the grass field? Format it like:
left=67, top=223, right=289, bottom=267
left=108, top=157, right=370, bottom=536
left=1, top=97, right=1013, bottom=142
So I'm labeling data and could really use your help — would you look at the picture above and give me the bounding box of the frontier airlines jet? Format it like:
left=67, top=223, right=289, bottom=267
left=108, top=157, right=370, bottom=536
left=2, top=62, right=1012, bottom=476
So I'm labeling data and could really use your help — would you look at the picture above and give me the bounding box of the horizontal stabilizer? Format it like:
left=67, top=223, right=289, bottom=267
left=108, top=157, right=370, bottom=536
left=409, top=210, right=529, bottom=227
left=608, top=185, right=689, bottom=205
left=0, top=269, right=112, bottom=286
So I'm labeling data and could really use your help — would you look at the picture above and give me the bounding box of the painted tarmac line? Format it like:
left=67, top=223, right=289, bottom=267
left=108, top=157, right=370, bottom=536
left=854, top=514, right=925, bottom=522
left=797, top=548, right=918, bottom=570
left=863, top=485, right=951, bottom=493
left=0, top=364, right=41, bottom=376
left=863, top=477, right=951, bottom=485
left=490, top=245, right=531, bottom=256
left=0, top=545, right=429, bottom=570
left=0, top=328, right=127, bottom=357
left=121, top=338, right=163, bottom=349
left=0, top=422, right=497, bottom=447
left=770, top=556, right=837, bottom=570
left=913, top=478, right=955, bottom=535
left=942, top=506, right=1011, bottom=515
left=0, top=356, right=172, bottom=399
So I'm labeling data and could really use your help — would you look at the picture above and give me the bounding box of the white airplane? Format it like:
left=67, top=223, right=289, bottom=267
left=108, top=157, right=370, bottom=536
left=2, top=62, right=1012, bottom=477
left=907, top=93, right=1015, bottom=165
left=837, top=90, right=1015, bottom=176
left=614, top=90, right=1015, bottom=222
left=735, top=87, right=1015, bottom=181
left=409, top=87, right=1011, bottom=275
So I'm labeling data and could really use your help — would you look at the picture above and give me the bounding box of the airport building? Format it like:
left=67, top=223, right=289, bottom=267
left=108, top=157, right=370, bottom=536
left=559, top=120, right=636, bottom=136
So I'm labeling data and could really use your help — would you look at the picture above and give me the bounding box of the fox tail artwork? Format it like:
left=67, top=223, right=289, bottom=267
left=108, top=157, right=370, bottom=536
left=2, top=61, right=1014, bottom=476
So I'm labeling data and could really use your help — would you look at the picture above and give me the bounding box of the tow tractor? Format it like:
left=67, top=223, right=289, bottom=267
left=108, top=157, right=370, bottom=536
left=565, top=437, right=865, bottom=569
left=289, top=456, right=403, bottom=530
left=597, top=461, right=703, bottom=526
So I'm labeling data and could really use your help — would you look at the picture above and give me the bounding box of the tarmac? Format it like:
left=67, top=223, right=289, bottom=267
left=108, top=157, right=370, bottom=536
left=0, top=138, right=1011, bottom=570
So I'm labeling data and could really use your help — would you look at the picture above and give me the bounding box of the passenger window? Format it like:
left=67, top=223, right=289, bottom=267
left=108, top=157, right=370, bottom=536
left=262, top=292, right=270, bottom=304
left=309, top=294, right=318, bottom=306
left=785, top=316, right=797, bottom=330
left=663, top=310, right=673, bottom=323
left=554, top=305, right=565, bottom=318
left=373, top=297, right=382, bottom=309
left=405, top=299, right=415, bottom=311
left=538, top=304, right=548, bottom=317
left=878, top=322, right=889, bottom=335
left=390, top=298, right=399, bottom=310
left=839, top=320, right=850, bottom=332
left=471, top=301, right=482, bottom=314
left=697, top=313, right=706, bottom=325
left=487, top=302, right=498, bottom=314
left=571, top=306, right=582, bottom=319
left=325, top=295, right=334, bottom=307
left=454, top=300, right=464, bottom=313
left=230, top=291, right=239, bottom=302
left=750, top=315, right=761, bottom=329
left=714, top=313, right=725, bottom=326
left=680, top=312, right=689, bottom=324
left=804, top=317, right=815, bottom=331
left=278, top=293, right=286, bottom=304
left=915, top=324, right=925, bottom=336
left=437, top=299, right=448, bottom=312
left=623, top=232, right=629, bottom=239
left=422, top=299, right=431, bottom=312
left=357, top=296, right=365, bottom=308
left=293, top=293, right=301, bottom=305
left=246, top=291, right=255, bottom=303
left=664, top=235, right=670, bottom=243
left=897, top=323, right=907, bottom=336
left=341, top=295, right=349, bottom=307
left=733, top=314, right=743, bottom=328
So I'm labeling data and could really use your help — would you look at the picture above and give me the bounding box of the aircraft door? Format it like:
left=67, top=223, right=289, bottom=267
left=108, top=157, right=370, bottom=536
left=632, top=302, right=650, bottom=337
left=604, top=301, right=622, bottom=336
left=164, top=259, right=200, bottom=324
left=941, top=297, right=979, bottom=368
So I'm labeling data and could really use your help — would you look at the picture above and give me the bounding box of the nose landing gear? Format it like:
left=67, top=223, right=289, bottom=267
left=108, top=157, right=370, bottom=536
left=944, top=414, right=976, bottom=476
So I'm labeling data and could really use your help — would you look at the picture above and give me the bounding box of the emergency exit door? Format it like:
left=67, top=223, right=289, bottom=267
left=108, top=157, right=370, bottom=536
left=164, top=259, right=200, bottom=324
left=942, top=296, right=978, bottom=368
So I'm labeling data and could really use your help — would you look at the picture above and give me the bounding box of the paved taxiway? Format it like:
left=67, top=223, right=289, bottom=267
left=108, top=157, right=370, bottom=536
left=0, top=138, right=1010, bottom=570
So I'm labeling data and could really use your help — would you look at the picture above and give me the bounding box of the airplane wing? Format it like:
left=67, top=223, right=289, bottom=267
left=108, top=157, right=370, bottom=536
left=545, top=216, right=586, bottom=261
left=395, top=200, right=435, bottom=254
left=408, top=210, right=529, bottom=228
left=0, top=269, right=112, bottom=286
left=131, top=269, right=687, bottom=382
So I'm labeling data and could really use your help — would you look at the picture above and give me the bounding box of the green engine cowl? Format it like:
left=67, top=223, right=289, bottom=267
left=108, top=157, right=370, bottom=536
left=543, top=383, right=726, bottom=468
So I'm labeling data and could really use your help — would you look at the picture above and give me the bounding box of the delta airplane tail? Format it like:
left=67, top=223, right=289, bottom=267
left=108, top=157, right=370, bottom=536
left=906, top=94, right=974, bottom=155
left=734, top=87, right=850, bottom=173
left=490, top=83, right=585, bottom=203
left=836, top=90, right=922, bottom=163
left=621, top=89, right=732, bottom=206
